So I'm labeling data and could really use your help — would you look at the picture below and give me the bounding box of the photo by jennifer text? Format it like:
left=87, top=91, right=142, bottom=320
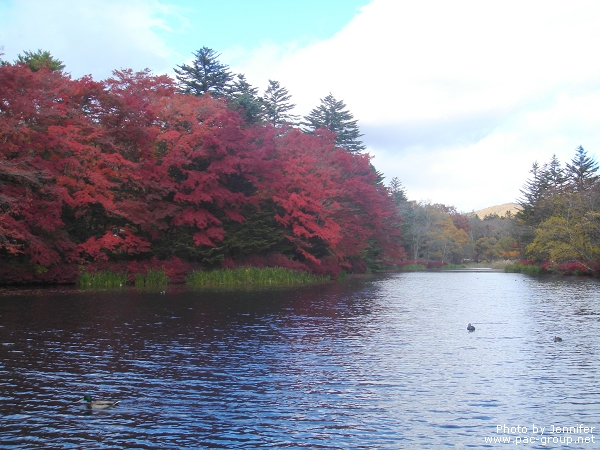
left=484, top=424, right=596, bottom=446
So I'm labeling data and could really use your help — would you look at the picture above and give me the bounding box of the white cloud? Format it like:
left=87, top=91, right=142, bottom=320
left=234, top=0, right=600, bottom=211
left=0, top=0, right=177, bottom=79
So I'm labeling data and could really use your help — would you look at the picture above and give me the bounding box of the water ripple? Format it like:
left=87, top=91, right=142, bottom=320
left=0, top=274, right=599, bottom=448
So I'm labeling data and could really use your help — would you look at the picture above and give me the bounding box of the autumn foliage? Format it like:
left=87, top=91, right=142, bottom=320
left=0, top=64, right=403, bottom=284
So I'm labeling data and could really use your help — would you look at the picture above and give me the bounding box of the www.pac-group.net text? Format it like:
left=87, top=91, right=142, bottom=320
left=484, top=424, right=596, bottom=446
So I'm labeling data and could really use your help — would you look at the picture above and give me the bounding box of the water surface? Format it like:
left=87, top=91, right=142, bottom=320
left=0, top=272, right=599, bottom=448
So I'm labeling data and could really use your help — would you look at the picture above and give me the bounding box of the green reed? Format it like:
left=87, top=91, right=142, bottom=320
left=187, top=267, right=329, bottom=286
left=134, top=269, right=169, bottom=287
left=78, top=271, right=128, bottom=288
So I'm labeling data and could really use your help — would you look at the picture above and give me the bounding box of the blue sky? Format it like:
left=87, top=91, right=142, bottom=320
left=157, top=1, right=370, bottom=56
left=2, top=0, right=600, bottom=212
left=0, top=0, right=368, bottom=79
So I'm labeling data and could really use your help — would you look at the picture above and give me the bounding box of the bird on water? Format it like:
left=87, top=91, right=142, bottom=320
left=82, top=394, right=119, bottom=409
left=467, top=323, right=475, bottom=332
left=553, top=336, right=563, bottom=342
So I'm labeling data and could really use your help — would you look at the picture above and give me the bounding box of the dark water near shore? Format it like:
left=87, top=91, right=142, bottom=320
left=0, top=272, right=599, bottom=448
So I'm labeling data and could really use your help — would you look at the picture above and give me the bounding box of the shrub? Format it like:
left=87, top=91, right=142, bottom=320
left=426, top=261, right=445, bottom=269
left=163, top=256, right=198, bottom=283
left=349, top=258, right=368, bottom=274
left=305, top=257, right=342, bottom=279
left=440, top=264, right=467, bottom=269
left=0, top=263, right=79, bottom=285
left=397, top=260, right=446, bottom=270
left=551, top=261, right=592, bottom=276
left=400, top=264, right=427, bottom=271
left=505, top=264, right=542, bottom=275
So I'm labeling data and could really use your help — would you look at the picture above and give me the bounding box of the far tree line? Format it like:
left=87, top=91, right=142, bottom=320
left=389, top=145, right=600, bottom=274
left=389, top=179, right=518, bottom=265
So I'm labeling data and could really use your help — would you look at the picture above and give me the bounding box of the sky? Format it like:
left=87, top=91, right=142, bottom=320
left=2, top=0, right=600, bottom=212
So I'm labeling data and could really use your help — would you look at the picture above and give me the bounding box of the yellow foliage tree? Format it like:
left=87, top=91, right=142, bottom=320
left=425, top=214, right=469, bottom=262
left=526, top=214, right=600, bottom=262
left=474, top=236, right=501, bottom=261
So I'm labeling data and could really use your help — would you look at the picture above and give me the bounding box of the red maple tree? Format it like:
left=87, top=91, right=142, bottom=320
left=0, top=63, right=403, bottom=283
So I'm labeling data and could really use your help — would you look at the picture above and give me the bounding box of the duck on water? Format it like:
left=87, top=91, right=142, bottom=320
left=82, top=394, right=119, bottom=409
left=467, top=323, right=475, bottom=332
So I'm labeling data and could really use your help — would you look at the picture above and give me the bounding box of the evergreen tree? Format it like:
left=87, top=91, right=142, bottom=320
left=0, top=47, right=8, bottom=67
left=174, top=47, right=233, bottom=98
left=370, top=163, right=385, bottom=185
left=225, top=74, right=264, bottom=124
left=546, top=154, right=566, bottom=190
left=516, top=161, right=552, bottom=229
left=389, top=177, right=408, bottom=204
left=303, top=93, right=366, bottom=153
left=262, top=80, right=298, bottom=126
left=518, top=162, right=549, bottom=208
left=16, top=49, right=65, bottom=72
left=566, top=145, right=599, bottom=192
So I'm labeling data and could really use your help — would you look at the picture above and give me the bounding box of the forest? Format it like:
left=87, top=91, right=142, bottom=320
left=0, top=49, right=404, bottom=284
left=1, top=49, right=600, bottom=284
left=510, top=147, right=600, bottom=275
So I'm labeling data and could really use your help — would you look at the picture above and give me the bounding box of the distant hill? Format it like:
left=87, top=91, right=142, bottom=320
left=470, top=203, right=521, bottom=219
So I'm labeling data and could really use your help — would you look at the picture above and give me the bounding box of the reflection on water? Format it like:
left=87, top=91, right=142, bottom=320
left=0, top=273, right=599, bottom=448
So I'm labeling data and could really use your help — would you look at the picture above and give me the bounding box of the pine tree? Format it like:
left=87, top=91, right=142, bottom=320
left=303, top=93, right=365, bottom=153
left=16, top=49, right=65, bottom=72
left=0, top=47, right=8, bottom=67
left=516, top=162, right=551, bottom=228
left=262, top=80, right=298, bottom=127
left=174, top=47, right=233, bottom=98
left=370, top=163, right=385, bottom=185
left=566, top=145, right=599, bottom=192
left=389, top=177, right=408, bottom=204
left=226, top=74, right=264, bottom=124
left=546, top=154, right=566, bottom=190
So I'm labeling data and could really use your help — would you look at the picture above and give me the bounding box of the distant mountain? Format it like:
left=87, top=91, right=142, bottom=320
left=470, top=203, right=521, bottom=219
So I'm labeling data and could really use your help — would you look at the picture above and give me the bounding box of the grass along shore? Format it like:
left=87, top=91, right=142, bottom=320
left=78, top=270, right=128, bottom=288
left=79, top=269, right=170, bottom=288
left=187, top=267, right=329, bottom=286
left=77, top=266, right=329, bottom=288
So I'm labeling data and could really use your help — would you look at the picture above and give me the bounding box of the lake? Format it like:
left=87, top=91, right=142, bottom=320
left=0, top=272, right=599, bottom=448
